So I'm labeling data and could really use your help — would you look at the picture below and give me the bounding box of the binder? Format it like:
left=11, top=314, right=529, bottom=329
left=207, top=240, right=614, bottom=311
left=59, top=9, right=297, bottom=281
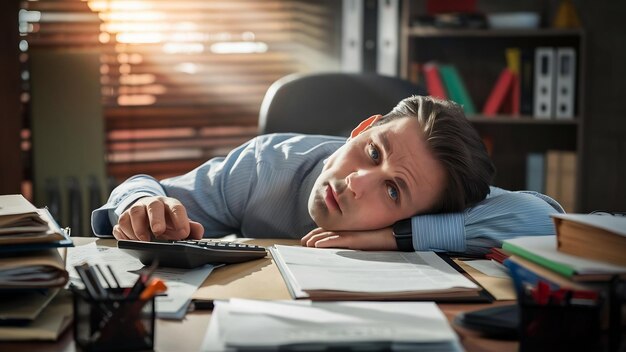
left=341, top=0, right=363, bottom=72
left=533, top=47, right=556, bottom=119
left=376, top=0, right=399, bottom=76
left=555, top=47, right=576, bottom=119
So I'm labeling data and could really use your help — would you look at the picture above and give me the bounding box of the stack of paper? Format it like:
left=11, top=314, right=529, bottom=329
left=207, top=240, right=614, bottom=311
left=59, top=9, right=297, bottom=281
left=270, top=245, right=481, bottom=301
left=202, top=299, right=462, bottom=351
left=0, top=194, right=72, bottom=341
left=0, top=195, right=72, bottom=251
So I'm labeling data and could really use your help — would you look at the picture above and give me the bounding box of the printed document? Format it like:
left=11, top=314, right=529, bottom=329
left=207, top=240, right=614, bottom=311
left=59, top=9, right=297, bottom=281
left=270, top=245, right=479, bottom=300
left=201, top=299, right=462, bottom=351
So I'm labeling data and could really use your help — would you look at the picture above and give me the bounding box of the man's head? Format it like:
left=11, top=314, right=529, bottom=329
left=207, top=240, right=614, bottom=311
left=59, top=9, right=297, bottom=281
left=308, top=95, right=495, bottom=231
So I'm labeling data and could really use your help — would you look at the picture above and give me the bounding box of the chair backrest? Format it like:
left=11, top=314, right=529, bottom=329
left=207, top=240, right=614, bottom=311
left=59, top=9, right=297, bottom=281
left=258, top=72, right=425, bottom=137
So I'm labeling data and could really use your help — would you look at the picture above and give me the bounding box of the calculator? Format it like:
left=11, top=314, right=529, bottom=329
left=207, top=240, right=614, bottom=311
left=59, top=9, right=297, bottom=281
left=117, top=239, right=267, bottom=269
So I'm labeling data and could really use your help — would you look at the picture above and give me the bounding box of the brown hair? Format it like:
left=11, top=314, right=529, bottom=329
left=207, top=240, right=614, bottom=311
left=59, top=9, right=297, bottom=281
left=374, top=95, right=495, bottom=212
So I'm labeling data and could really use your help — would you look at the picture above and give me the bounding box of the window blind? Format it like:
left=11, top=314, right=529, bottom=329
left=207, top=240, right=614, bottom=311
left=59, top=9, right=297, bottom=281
left=20, top=0, right=340, bottom=181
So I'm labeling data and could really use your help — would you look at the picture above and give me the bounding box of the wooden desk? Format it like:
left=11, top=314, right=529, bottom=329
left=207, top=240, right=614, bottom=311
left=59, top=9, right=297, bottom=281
left=0, top=238, right=517, bottom=352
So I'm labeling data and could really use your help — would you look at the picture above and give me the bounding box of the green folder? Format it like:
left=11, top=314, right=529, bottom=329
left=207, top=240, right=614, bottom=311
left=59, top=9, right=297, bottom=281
left=438, top=65, right=476, bottom=115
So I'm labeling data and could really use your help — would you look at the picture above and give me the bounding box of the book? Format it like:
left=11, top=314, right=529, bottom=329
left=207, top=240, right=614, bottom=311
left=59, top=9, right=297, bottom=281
left=269, top=245, right=484, bottom=301
left=545, top=150, right=577, bottom=212
left=423, top=62, right=448, bottom=99
left=505, top=48, right=521, bottom=115
left=502, top=236, right=626, bottom=281
left=552, top=213, right=626, bottom=266
left=482, top=68, right=515, bottom=116
left=525, top=152, right=545, bottom=193
left=505, top=255, right=590, bottom=293
left=520, top=48, right=535, bottom=115
left=202, top=299, right=462, bottom=351
left=438, top=64, right=476, bottom=114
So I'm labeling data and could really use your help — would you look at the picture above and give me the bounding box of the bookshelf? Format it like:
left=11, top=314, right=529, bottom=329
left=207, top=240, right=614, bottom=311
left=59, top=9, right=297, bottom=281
left=399, top=1, right=586, bottom=212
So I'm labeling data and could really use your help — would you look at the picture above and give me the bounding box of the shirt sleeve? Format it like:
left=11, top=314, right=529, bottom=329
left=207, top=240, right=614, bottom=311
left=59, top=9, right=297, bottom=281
left=91, top=138, right=260, bottom=238
left=410, top=188, right=565, bottom=255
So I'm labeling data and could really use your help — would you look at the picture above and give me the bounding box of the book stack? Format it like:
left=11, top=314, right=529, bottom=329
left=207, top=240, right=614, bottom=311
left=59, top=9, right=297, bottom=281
left=501, top=218, right=626, bottom=350
left=0, top=194, right=73, bottom=341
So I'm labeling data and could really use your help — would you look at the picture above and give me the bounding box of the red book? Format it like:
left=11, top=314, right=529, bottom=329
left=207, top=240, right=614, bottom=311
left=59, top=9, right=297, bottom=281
left=423, top=63, right=448, bottom=100
left=482, top=68, right=515, bottom=116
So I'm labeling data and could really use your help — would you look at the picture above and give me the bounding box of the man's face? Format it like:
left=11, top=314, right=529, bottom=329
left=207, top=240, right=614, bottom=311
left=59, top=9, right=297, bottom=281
left=308, top=117, right=447, bottom=231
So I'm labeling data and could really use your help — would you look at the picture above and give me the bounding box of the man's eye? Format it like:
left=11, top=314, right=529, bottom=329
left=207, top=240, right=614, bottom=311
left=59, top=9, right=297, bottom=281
left=387, top=183, right=399, bottom=202
left=368, top=143, right=380, bottom=162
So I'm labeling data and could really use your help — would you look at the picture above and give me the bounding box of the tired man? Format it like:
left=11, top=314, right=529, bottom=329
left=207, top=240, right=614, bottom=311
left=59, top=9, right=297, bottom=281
left=92, top=96, right=563, bottom=255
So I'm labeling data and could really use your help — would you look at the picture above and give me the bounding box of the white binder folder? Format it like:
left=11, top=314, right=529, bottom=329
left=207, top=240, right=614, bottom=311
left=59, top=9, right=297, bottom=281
left=534, top=47, right=556, bottom=119
left=555, top=47, right=577, bottom=119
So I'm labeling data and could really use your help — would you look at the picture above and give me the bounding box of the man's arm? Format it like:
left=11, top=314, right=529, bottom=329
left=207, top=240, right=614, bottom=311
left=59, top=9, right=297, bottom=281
left=91, top=174, right=167, bottom=237
left=91, top=138, right=260, bottom=239
left=409, top=188, right=563, bottom=255
left=302, top=187, right=564, bottom=254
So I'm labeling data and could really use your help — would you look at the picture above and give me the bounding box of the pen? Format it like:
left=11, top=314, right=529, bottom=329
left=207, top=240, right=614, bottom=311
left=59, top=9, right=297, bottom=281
left=106, top=265, right=121, bottom=289
left=139, top=278, right=167, bottom=300
left=95, top=264, right=113, bottom=290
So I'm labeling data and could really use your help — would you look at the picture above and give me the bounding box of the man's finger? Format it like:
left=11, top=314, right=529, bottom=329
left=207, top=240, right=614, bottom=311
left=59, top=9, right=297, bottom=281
left=314, top=235, right=349, bottom=249
left=188, top=221, right=204, bottom=240
left=118, top=212, right=139, bottom=241
left=300, top=227, right=325, bottom=246
left=128, top=204, right=151, bottom=241
left=164, top=199, right=191, bottom=237
left=305, top=231, right=336, bottom=247
left=146, top=199, right=166, bottom=235
left=113, top=225, right=129, bottom=240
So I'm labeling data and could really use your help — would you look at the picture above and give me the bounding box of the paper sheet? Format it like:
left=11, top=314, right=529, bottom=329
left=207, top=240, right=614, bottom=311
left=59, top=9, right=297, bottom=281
left=0, top=290, right=72, bottom=341
left=464, top=259, right=510, bottom=279
left=201, top=299, right=462, bottom=351
left=67, top=242, right=214, bottom=319
left=272, top=245, right=477, bottom=295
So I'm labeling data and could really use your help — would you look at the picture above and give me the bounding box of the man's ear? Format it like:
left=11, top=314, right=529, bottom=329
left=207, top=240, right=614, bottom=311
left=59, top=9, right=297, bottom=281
left=349, top=115, right=382, bottom=139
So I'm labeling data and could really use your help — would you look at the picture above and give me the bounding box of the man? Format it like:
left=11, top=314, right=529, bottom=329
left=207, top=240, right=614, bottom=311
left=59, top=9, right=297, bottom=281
left=92, top=96, right=563, bottom=254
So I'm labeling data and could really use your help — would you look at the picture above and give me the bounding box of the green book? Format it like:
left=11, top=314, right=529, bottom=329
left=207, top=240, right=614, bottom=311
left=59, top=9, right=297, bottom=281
left=438, top=65, right=476, bottom=115
left=502, top=235, right=626, bottom=281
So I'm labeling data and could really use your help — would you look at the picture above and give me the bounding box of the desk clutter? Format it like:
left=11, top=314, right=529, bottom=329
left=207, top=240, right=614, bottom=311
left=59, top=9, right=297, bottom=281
left=498, top=216, right=626, bottom=352
left=0, top=194, right=72, bottom=341
left=1, top=194, right=625, bottom=351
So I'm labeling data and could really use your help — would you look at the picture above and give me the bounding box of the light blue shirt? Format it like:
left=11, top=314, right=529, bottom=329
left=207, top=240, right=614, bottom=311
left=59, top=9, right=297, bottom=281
left=92, top=133, right=564, bottom=254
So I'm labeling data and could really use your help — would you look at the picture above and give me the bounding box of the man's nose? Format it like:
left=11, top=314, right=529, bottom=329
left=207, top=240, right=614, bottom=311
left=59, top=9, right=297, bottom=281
left=345, top=169, right=376, bottom=199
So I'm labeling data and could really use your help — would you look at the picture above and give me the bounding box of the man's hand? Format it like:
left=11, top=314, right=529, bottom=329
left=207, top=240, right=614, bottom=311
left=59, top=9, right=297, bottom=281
left=300, top=227, right=397, bottom=251
left=113, top=196, right=204, bottom=242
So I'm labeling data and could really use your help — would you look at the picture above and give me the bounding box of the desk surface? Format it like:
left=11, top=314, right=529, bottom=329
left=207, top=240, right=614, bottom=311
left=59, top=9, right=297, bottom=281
left=1, top=238, right=517, bottom=352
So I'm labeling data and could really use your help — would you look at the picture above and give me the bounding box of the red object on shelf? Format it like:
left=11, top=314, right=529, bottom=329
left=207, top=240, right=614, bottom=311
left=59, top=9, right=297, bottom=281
left=423, top=63, right=448, bottom=100
left=426, top=0, right=476, bottom=15
left=482, top=68, right=519, bottom=116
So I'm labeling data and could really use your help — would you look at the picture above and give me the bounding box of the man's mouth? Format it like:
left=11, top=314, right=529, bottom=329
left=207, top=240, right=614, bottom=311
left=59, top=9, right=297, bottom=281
left=324, top=184, right=342, bottom=213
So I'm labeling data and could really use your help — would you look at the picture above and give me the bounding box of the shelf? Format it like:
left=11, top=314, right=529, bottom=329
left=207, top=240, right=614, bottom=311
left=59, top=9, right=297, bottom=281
left=467, top=116, right=581, bottom=125
left=406, top=27, right=583, bottom=38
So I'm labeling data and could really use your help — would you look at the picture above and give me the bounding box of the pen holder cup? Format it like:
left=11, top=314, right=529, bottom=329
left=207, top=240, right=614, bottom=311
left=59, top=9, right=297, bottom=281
left=519, top=298, right=603, bottom=352
left=73, top=288, right=156, bottom=352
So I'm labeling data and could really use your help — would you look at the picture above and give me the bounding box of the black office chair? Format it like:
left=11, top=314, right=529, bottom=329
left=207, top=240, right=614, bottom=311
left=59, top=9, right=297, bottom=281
left=258, top=72, right=425, bottom=137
